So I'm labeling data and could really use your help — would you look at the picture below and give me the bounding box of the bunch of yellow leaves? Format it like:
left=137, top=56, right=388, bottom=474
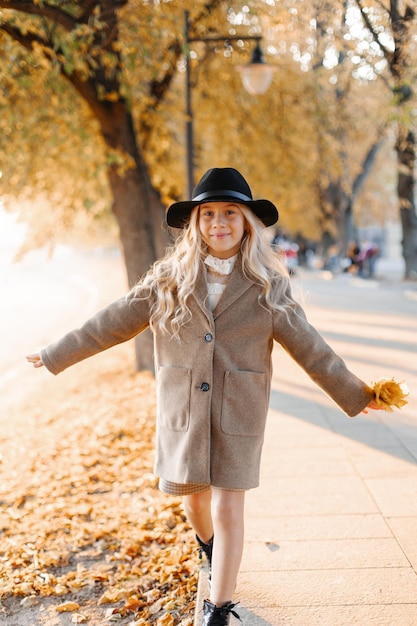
left=370, top=378, right=409, bottom=412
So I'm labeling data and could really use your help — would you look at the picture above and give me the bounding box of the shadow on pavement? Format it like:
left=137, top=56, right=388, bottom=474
left=269, top=386, right=417, bottom=465
left=237, top=606, right=275, bottom=625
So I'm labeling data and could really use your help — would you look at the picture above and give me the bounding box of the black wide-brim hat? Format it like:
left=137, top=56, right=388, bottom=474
left=166, top=167, right=279, bottom=228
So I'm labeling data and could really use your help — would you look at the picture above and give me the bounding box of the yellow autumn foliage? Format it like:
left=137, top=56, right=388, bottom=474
left=0, top=0, right=397, bottom=254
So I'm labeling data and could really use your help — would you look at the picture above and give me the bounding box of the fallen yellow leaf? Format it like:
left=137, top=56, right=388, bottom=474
left=156, top=613, right=175, bottom=625
left=56, top=601, right=81, bottom=612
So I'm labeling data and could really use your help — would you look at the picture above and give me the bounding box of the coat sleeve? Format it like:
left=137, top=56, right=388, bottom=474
left=272, top=287, right=373, bottom=417
left=40, top=288, right=152, bottom=375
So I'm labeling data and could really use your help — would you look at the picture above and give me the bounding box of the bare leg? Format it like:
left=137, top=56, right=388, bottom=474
left=183, top=489, right=213, bottom=544
left=209, top=488, right=245, bottom=606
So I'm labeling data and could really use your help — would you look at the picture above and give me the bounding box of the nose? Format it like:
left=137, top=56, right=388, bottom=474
left=212, top=213, right=226, bottom=227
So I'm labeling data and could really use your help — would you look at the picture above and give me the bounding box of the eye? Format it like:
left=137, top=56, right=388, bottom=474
left=225, top=204, right=241, bottom=215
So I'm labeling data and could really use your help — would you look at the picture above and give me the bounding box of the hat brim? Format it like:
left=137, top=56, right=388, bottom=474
left=166, top=198, right=279, bottom=229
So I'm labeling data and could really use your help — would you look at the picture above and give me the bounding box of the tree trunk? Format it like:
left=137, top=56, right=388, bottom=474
left=396, top=128, right=417, bottom=279
left=98, top=101, right=170, bottom=371
left=317, top=132, right=384, bottom=262
left=355, top=0, right=416, bottom=279
left=318, top=180, right=353, bottom=256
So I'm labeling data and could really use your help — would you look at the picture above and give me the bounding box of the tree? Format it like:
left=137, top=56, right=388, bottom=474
left=308, top=0, right=390, bottom=254
left=355, top=0, right=417, bottom=278
left=0, top=0, right=227, bottom=369
left=1, top=0, right=411, bottom=293
left=243, top=0, right=393, bottom=253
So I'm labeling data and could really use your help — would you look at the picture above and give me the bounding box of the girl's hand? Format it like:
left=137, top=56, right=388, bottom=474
left=361, top=399, right=382, bottom=414
left=26, top=353, right=44, bottom=368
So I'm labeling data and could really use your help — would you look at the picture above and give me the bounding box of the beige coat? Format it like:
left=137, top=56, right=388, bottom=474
left=41, top=261, right=373, bottom=490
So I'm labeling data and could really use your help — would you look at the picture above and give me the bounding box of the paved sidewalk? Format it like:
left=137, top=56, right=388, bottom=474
left=196, top=270, right=417, bottom=625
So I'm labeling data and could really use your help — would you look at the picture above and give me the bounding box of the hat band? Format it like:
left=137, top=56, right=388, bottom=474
left=192, top=189, right=253, bottom=203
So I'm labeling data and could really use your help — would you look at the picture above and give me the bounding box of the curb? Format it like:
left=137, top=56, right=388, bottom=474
left=194, top=567, right=209, bottom=626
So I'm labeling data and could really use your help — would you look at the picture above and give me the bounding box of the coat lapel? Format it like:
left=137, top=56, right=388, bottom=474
left=213, top=260, right=253, bottom=319
left=193, top=263, right=213, bottom=323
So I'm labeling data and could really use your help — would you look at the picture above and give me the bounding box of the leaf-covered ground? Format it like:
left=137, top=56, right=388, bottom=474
left=0, top=344, right=199, bottom=625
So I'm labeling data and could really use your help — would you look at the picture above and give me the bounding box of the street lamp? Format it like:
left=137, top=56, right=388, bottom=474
left=184, top=10, right=275, bottom=199
left=238, top=41, right=275, bottom=95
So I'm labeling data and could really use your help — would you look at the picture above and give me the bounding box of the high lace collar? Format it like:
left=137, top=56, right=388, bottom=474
left=204, top=254, right=237, bottom=276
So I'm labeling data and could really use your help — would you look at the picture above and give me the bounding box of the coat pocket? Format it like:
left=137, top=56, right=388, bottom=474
left=157, top=365, right=192, bottom=432
left=221, top=370, right=268, bottom=436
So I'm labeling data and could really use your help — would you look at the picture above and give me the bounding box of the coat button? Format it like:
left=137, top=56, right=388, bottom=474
left=204, top=333, right=213, bottom=342
left=200, top=382, right=210, bottom=392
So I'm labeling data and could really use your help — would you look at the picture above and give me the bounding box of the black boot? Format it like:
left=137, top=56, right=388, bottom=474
left=196, top=535, right=214, bottom=582
left=202, top=600, right=241, bottom=626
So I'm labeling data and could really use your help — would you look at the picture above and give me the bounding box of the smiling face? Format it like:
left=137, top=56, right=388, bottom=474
left=198, top=202, right=246, bottom=259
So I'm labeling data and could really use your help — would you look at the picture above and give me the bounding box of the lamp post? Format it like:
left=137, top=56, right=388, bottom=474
left=184, top=10, right=274, bottom=199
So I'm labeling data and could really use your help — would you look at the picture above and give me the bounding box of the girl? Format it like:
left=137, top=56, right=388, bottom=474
left=28, top=167, right=385, bottom=626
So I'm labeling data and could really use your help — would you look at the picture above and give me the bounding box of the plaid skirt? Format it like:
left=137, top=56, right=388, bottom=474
left=158, top=479, right=244, bottom=495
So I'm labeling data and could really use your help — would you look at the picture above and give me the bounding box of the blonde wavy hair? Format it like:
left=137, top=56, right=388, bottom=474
left=135, top=204, right=292, bottom=337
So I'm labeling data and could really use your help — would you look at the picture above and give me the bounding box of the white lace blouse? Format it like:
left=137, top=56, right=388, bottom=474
left=204, top=254, right=237, bottom=311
